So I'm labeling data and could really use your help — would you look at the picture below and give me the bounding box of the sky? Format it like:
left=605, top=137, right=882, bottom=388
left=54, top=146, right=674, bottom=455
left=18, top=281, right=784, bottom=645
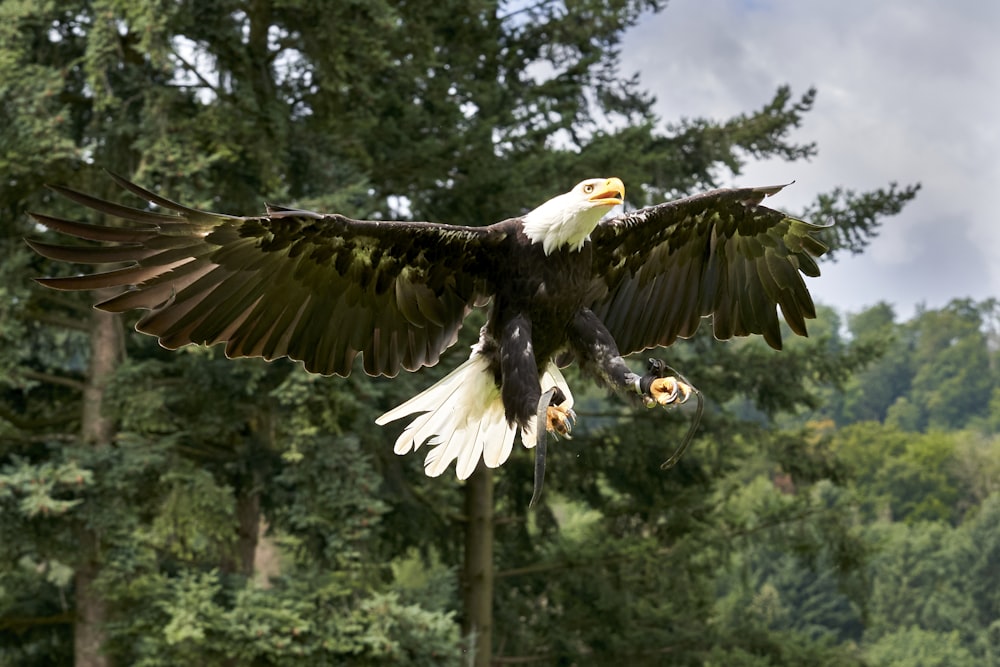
left=619, top=0, right=999, bottom=321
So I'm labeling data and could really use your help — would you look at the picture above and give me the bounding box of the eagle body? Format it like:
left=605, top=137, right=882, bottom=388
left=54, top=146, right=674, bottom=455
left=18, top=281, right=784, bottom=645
left=29, top=175, right=830, bottom=480
left=480, top=230, right=583, bottom=360
left=490, top=225, right=595, bottom=357
left=376, top=189, right=622, bottom=476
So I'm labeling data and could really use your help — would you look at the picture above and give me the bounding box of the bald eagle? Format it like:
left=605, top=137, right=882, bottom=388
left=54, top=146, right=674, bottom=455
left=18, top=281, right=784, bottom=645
left=28, top=175, right=828, bottom=482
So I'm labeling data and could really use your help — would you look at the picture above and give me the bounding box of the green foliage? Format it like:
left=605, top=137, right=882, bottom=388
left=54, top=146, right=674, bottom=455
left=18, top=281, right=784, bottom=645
left=861, top=497, right=1000, bottom=665
left=909, top=299, right=997, bottom=430
left=831, top=423, right=965, bottom=524
left=835, top=299, right=1000, bottom=432
left=865, top=626, right=979, bottom=667
left=143, top=466, right=238, bottom=564
left=103, top=569, right=460, bottom=666
left=0, top=1, right=80, bottom=184
left=0, top=457, right=92, bottom=518
left=808, top=183, right=921, bottom=259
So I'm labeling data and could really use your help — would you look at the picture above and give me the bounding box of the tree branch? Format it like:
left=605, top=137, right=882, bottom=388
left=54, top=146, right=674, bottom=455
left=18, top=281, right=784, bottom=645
left=30, top=310, right=92, bottom=332
left=170, top=43, right=225, bottom=100
left=0, top=402, right=76, bottom=431
left=496, top=544, right=672, bottom=579
left=0, top=611, right=75, bottom=632
left=498, top=0, right=556, bottom=22
left=19, top=369, right=86, bottom=392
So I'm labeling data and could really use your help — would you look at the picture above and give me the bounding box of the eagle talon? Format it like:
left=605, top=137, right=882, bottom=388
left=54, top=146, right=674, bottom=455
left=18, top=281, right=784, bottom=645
left=648, top=377, right=693, bottom=408
left=546, top=403, right=576, bottom=438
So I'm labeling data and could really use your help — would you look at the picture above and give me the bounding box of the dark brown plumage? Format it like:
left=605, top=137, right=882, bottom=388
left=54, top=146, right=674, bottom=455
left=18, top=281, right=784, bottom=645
left=589, top=184, right=826, bottom=353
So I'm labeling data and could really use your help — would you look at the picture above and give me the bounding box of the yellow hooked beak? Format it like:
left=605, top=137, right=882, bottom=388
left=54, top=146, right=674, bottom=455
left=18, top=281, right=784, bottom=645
left=587, top=177, right=625, bottom=207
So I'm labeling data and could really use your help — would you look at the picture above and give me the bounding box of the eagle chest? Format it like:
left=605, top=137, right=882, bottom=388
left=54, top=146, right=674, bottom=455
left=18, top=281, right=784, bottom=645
left=493, top=239, right=592, bottom=342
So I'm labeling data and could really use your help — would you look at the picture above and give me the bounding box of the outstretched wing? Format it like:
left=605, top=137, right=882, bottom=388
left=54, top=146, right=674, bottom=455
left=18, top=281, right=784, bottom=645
left=588, top=184, right=829, bottom=354
left=28, top=174, right=502, bottom=377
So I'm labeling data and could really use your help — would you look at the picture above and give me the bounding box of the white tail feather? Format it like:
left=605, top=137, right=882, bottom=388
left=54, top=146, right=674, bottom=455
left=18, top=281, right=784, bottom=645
left=376, top=353, right=574, bottom=479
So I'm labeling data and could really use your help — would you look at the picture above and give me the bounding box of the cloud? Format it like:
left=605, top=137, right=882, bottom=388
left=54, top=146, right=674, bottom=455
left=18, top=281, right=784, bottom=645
left=621, top=0, right=1000, bottom=317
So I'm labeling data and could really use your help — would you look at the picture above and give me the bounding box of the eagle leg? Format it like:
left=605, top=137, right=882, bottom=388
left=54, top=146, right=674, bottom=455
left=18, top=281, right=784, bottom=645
left=566, top=311, right=704, bottom=469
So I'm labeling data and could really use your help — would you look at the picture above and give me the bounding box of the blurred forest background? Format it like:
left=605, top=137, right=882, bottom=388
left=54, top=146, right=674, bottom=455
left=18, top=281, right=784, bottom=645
left=1, top=1, right=997, bottom=666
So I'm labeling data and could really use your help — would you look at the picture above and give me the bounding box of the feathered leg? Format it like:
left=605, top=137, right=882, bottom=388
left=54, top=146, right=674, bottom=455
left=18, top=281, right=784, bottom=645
left=567, top=308, right=643, bottom=392
left=568, top=308, right=695, bottom=409
left=499, top=314, right=540, bottom=428
left=498, top=314, right=575, bottom=442
left=567, top=309, right=701, bottom=468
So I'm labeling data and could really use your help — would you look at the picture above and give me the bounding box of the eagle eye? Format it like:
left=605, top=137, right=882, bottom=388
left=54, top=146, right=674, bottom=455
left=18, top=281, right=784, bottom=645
left=582, top=184, right=594, bottom=194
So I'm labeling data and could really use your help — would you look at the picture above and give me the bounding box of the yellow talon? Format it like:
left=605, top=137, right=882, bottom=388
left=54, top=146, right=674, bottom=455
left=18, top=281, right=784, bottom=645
left=546, top=403, right=576, bottom=438
left=649, top=377, right=693, bottom=407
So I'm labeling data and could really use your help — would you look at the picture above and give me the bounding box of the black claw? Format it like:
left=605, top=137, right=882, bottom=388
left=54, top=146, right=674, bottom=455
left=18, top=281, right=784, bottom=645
left=529, top=387, right=556, bottom=508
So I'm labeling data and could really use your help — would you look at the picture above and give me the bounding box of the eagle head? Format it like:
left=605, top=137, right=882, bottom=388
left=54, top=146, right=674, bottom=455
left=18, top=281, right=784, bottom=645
left=522, top=177, right=625, bottom=254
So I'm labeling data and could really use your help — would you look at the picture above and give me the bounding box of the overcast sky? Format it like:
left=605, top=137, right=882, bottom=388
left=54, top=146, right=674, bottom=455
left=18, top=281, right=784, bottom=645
left=619, top=0, right=999, bottom=322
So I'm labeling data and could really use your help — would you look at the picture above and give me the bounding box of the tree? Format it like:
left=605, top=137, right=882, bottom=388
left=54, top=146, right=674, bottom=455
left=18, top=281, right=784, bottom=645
left=866, top=626, right=979, bottom=667
left=862, top=496, right=1000, bottom=664
left=908, top=300, right=996, bottom=430
left=2, top=1, right=459, bottom=663
left=837, top=303, right=913, bottom=425
left=835, top=299, right=1000, bottom=433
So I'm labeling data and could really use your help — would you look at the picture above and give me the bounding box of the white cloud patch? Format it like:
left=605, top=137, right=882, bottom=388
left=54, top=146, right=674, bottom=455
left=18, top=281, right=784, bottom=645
left=621, top=0, right=1000, bottom=318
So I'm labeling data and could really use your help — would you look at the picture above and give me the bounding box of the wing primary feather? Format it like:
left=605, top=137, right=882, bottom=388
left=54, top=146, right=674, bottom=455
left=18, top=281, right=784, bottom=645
left=712, top=259, right=736, bottom=341
left=35, top=263, right=183, bottom=291
left=294, top=294, right=340, bottom=374
left=745, top=268, right=781, bottom=348
left=136, top=287, right=218, bottom=347
left=606, top=274, right=640, bottom=351
left=644, top=276, right=675, bottom=346
left=629, top=278, right=658, bottom=348
left=25, top=240, right=155, bottom=264
left=673, top=251, right=706, bottom=340
left=44, top=185, right=189, bottom=226
left=29, top=213, right=157, bottom=243
left=733, top=259, right=756, bottom=338
left=414, top=283, right=448, bottom=327
left=800, top=233, right=829, bottom=257
left=97, top=261, right=214, bottom=312
left=795, top=251, right=821, bottom=278
left=103, top=171, right=236, bottom=224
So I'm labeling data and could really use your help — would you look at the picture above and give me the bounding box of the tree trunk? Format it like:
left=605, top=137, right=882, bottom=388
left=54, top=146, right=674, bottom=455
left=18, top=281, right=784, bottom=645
left=462, top=464, right=494, bottom=667
left=234, top=488, right=261, bottom=577
left=75, top=290, right=123, bottom=667
left=74, top=531, right=109, bottom=667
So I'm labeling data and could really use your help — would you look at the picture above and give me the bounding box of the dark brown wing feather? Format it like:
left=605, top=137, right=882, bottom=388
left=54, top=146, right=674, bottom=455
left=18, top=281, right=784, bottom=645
left=588, top=184, right=829, bottom=353
left=28, top=173, right=502, bottom=377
